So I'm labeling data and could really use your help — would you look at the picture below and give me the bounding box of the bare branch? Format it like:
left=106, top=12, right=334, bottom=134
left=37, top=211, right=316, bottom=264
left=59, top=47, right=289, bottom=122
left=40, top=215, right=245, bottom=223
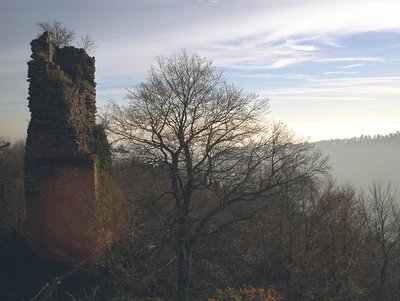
left=100, top=51, right=328, bottom=301
left=77, top=34, right=97, bottom=54
left=37, top=20, right=75, bottom=47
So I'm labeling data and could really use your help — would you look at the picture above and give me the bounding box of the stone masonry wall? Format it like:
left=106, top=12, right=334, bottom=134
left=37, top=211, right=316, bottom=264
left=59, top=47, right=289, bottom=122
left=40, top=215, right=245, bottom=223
left=25, top=32, right=96, bottom=161
left=23, top=32, right=124, bottom=263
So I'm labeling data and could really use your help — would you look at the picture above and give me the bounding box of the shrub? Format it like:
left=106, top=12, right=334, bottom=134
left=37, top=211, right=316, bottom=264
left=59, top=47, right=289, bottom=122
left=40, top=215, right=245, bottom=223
left=211, top=285, right=281, bottom=301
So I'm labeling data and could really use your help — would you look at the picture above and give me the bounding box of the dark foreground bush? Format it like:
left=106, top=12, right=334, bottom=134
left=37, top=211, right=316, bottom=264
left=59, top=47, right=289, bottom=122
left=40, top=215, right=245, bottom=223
left=210, top=285, right=281, bottom=301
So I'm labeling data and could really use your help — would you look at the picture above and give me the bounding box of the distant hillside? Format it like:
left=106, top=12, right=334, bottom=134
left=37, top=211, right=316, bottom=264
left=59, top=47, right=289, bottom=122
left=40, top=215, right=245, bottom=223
left=314, top=132, right=400, bottom=195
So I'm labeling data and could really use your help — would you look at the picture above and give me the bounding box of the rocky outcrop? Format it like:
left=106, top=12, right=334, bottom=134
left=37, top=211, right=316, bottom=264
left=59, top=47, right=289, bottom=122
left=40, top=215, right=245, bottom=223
left=24, top=32, right=124, bottom=263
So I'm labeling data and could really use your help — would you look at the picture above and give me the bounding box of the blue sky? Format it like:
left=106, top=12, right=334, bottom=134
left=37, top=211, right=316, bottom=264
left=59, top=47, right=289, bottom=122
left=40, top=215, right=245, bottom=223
left=1, top=0, right=400, bottom=141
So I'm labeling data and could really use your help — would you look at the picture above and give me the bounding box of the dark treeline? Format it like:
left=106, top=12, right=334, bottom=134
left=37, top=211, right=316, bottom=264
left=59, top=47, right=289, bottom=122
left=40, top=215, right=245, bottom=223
left=317, top=131, right=400, bottom=145
left=0, top=138, right=24, bottom=237
left=2, top=137, right=400, bottom=300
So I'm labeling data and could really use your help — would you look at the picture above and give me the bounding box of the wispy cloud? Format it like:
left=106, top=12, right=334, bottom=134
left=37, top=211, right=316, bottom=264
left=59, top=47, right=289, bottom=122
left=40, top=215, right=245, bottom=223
left=2, top=0, right=400, bottom=139
left=323, top=71, right=357, bottom=75
left=94, top=1, right=398, bottom=74
left=285, top=40, right=319, bottom=52
left=265, top=76, right=400, bottom=99
left=316, top=57, right=384, bottom=63
left=339, top=63, right=366, bottom=69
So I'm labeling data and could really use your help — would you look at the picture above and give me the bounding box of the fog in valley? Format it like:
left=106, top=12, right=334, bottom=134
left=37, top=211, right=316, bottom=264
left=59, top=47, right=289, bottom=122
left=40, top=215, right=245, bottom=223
left=315, top=132, right=400, bottom=197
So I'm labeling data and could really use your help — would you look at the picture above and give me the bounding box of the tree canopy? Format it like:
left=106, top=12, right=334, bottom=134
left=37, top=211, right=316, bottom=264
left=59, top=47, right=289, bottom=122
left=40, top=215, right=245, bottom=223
left=37, top=20, right=97, bottom=53
left=102, top=51, right=328, bottom=301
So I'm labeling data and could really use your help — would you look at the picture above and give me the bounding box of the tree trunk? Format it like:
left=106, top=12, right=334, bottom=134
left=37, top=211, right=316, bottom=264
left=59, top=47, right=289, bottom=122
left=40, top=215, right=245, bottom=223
left=176, top=221, right=191, bottom=301
left=376, top=257, right=388, bottom=300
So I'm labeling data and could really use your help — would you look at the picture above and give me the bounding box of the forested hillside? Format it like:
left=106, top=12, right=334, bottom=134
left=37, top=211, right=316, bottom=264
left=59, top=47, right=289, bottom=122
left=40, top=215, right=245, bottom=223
left=3, top=133, right=400, bottom=301
left=1, top=47, right=400, bottom=300
left=315, top=132, right=400, bottom=195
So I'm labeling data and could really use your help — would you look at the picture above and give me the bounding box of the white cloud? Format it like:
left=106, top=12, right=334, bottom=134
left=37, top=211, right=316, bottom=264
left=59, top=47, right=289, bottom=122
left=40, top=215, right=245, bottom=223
left=323, top=71, right=357, bottom=75
left=285, top=40, right=319, bottom=52
left=316, top=57, right=384, bottom=63
left=339, top=63, right=366, bottom=69
left=267, top=58, right=306, bottom=69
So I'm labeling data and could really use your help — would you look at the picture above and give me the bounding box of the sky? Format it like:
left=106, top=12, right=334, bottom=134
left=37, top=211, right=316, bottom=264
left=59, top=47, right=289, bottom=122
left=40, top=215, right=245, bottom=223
left=1, top=0, right=400, bottom=142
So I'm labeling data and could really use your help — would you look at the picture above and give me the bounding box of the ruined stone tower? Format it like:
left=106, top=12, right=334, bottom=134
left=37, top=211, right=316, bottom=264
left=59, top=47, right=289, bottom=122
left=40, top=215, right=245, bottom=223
left=24, top=32, right=124, bottom=263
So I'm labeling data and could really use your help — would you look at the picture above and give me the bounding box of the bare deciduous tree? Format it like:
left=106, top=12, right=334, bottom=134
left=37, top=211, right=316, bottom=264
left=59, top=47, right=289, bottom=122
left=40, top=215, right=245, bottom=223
left=361, top=183, right=400, bottom=300
left=37, top=21, right=75, bottom=47
left=101, top=52, right=328, bottom=301
left=37, top=21, right=97, bottom=54
left=77, top=34, right=98, bottom=54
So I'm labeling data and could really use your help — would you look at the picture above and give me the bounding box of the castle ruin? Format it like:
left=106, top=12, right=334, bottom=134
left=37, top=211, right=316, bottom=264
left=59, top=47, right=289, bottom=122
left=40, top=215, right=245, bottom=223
left=24, top=32, right=124, bottom=263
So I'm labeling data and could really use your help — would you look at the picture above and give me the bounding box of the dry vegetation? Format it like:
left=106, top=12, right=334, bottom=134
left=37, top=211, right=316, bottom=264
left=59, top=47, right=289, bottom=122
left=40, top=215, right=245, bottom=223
left=2, top=53, right=400, bottom=300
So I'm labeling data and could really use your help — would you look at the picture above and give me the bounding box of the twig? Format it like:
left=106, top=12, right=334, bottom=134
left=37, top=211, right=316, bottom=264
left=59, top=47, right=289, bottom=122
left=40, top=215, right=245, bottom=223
left=0, top=142, right=10, bottom=149
left=29, top=246, right=107, bottom=301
